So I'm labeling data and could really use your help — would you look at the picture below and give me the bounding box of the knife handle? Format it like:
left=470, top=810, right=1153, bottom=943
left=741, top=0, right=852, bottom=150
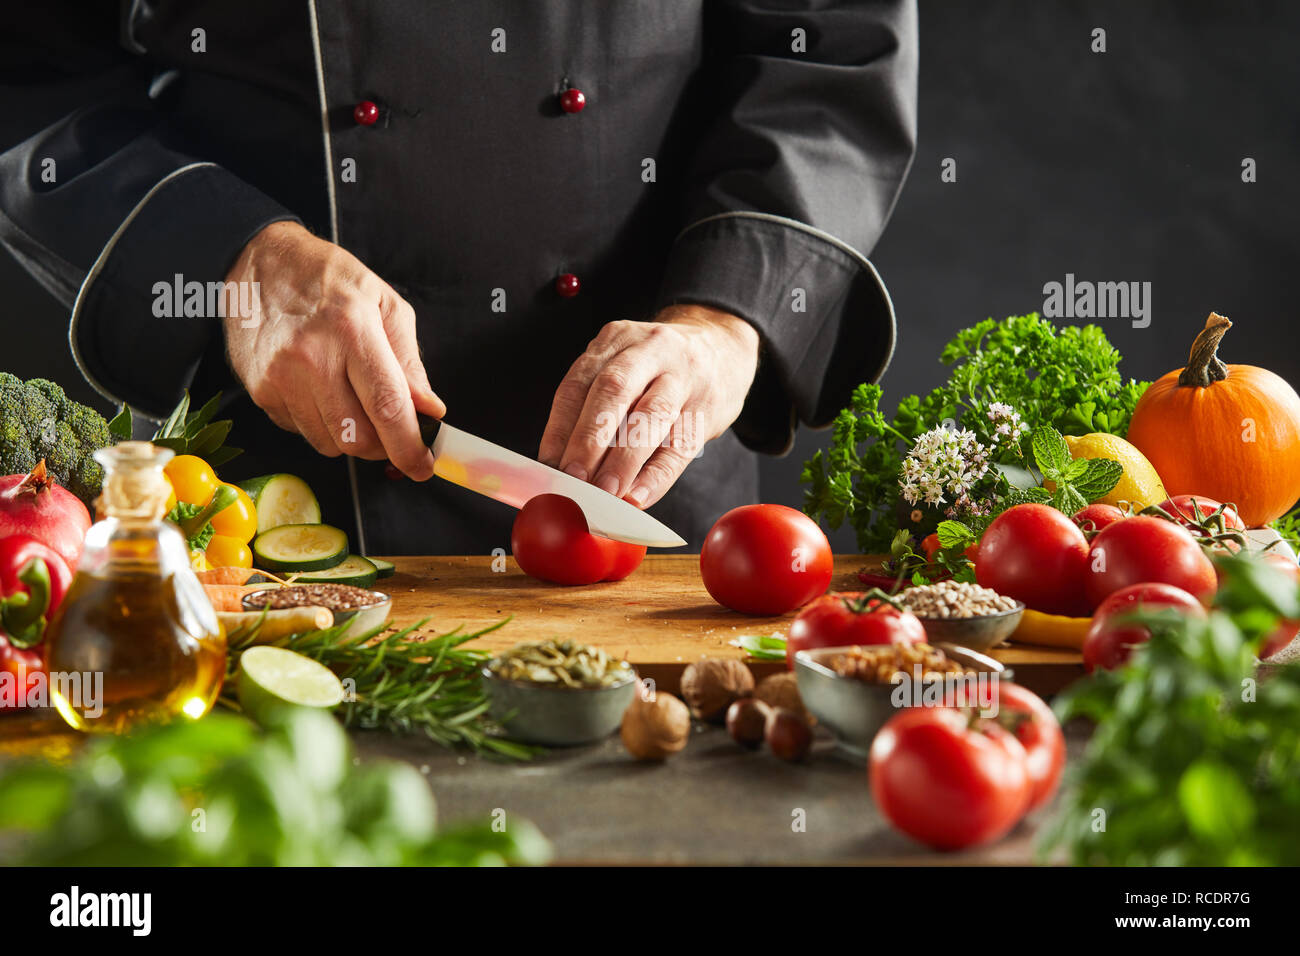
left=416, top=413, right=442, bottom=448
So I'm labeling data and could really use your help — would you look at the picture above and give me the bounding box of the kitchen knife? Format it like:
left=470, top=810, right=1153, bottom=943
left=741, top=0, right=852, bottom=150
left=416, top=415, right=687, bottom=548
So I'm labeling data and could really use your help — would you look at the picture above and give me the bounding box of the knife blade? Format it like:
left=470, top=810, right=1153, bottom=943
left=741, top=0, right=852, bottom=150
left=416, top=416, right=687, bottom=548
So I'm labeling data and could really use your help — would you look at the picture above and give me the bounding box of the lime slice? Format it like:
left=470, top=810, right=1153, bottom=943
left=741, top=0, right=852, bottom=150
left=238, top=646, right=344, bottom=726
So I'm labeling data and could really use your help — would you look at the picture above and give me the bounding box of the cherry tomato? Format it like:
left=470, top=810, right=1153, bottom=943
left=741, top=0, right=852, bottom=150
left=700, top=504, right=832, bottom=615
left=205, top=535, right=254, bottom=570
left=870, top=707, right=1032, bottom=851
left=164, top=454, right=219, bottom=507
left=921, top=533, right=942, bottom=563
left=511, top=494, right=646, bottom=586
left=1072, top=503, right=1125, bottom=535
left=210, top=484, right=258, bottom=542
left=1081, top=582, right=1206, bottom=672
left=993, top=682, right=1065, bottom=812
left=1155, top=495, right=1244, bottom=533
left=975, top=504, right=1091, bottom=616
left=786, top=592, right=925, bottom=669
left=1084, top=515, right=1216, bottom=608
left=1259, top=551, right=1300, bottom=659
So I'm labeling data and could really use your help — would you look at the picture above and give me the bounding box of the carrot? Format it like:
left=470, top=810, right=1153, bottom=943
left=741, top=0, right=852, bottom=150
left=197, top=567, right=257, bottom=587
left=203, top=584, right=259, bottom=612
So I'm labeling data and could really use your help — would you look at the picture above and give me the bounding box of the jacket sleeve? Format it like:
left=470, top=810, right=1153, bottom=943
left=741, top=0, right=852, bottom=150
left=656, top=0, right=918, bottom=455
left=0, top=11, right=299, bottom=419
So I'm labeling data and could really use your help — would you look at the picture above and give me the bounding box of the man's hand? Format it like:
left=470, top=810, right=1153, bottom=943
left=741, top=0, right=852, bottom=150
left=539, top=305, right=760, bottom=508
left=222, top=221, right=446, bottom=479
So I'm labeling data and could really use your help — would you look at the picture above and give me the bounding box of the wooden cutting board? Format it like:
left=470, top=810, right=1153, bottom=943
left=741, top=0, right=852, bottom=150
left=380, top=555, right=1085, bottom=697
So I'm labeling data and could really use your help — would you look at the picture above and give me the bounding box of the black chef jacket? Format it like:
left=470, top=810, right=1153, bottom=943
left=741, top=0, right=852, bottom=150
left=0, top=1, right=916, bottom=554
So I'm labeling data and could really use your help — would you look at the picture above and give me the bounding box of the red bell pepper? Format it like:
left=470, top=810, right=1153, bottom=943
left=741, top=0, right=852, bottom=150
left=0, top=534, right=72, bottom=649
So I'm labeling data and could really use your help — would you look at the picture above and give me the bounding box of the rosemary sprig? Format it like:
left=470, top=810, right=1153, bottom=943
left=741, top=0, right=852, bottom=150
left=222, top=616, right=538, bottom=760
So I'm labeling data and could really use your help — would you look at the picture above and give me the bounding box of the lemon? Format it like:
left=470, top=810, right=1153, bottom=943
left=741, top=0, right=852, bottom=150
left=1062, top=432, right=1167, bottom=509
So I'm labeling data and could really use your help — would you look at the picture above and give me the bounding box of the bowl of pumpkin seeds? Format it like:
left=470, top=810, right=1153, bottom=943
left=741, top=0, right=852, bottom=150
left=483, top=639, right=637, bottom=746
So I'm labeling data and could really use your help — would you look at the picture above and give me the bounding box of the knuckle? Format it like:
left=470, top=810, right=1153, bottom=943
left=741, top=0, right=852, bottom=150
left=592, top=364, right=634, bottom=396
left=368, top=388, right=409, bottom=427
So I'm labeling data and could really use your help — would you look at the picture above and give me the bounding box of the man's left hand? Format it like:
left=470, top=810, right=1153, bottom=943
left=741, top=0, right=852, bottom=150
left=539, top=305, right=760, bottom=508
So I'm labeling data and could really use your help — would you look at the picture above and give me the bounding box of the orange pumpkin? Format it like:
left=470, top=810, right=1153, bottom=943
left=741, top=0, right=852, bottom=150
left=1127, top=313, right=1300, bottom=527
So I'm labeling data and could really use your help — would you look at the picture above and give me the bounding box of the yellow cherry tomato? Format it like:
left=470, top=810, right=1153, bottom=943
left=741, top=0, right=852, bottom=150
left=205, top=535, right=253, bottom=570
left=162, top=474, right=178, bottom=513
left=165, top=454, right=219, bottom=507
left=210, top=484, right=258, bottom=542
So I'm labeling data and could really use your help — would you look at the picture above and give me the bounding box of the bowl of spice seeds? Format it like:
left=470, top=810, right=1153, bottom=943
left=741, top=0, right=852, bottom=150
left=895, top=580, right=1024, bottom=651
left=483, top=639, right=637, bottom=746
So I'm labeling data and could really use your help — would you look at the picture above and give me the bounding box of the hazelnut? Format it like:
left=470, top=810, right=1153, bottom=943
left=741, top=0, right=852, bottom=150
left=754, top=672, right=808, bottom=722
left=765, top=708, right=812, bottom=762
left=726, top=697, right=770, bottom=748
left=621, top=685, right=690, bottom=761
left=680, top=659, right=755, bottom=722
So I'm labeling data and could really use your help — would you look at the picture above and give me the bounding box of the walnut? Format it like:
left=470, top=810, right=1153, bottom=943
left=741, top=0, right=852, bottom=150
left=680, top=659, right=755, bottom=722
left=621, top=687, right=691, bottom=761
left=753, top=672, right=808, bottom=722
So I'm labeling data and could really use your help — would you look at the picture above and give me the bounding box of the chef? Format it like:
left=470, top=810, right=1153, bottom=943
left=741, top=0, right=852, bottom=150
left=0, top=1, right=916, bottom=553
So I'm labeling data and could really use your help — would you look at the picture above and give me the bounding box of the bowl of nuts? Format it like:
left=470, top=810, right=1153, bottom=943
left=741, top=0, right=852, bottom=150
left=793, top=641, right=1008, bottom=757
left=483, top=639, right=637, bottom=746
left=895, top=580, right=1024, bottom=652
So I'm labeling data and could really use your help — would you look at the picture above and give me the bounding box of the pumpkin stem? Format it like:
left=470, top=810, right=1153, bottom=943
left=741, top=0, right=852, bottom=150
left=1178, top=312, right=1232, bottom=387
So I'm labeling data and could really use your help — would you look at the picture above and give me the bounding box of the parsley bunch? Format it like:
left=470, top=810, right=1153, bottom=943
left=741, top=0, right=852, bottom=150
left=802, top=314, right=1148, bottom=552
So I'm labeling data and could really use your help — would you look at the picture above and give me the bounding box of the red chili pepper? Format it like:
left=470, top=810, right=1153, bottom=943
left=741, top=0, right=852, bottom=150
left=0, top=638, right=44, bottom=710
left=0, top=534, right=72, bottom=649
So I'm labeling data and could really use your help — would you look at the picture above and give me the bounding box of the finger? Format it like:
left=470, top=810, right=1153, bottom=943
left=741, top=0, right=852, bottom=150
left=624, top=412, right=704, bottom=508
left=380, top=290, right=447, bottom=419
left=589, top=374, right=686, bottom=499
left=346, top=322, right=436, bottom=480
left=538, top=321, right=640, bottom=467
left=557, top=344, right=660, bottom=483
left=318, top=381, right=385, bottom=460
left=283, top=384, right=342, bottom=458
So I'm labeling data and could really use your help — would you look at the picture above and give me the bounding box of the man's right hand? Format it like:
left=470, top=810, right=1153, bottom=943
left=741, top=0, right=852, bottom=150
left=222, top=221, right=445, bottom=480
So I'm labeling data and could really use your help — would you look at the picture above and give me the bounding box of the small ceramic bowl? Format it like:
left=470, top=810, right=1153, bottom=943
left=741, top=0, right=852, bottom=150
left=241, top=587, right=392, bottom=633
left=911, top=602, right=1025, bottom=652
left=481, top=668, right=637, bottom=746
left=794, top=643, right=1009, bottom=757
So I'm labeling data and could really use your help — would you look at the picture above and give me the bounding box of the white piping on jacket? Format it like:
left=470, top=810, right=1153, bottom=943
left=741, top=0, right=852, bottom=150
left=68, top=161, right=218, bottom=409
left=307, top=0, right=367, bottom=554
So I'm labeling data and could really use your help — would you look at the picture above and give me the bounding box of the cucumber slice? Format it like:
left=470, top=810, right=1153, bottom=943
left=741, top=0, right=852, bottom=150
left=295, top=555, right=379, bottom=588
left=368, top=557, right=396, bottom=579
left=238, top=474, right=322, bottom=533
left=253, top=523, right=348, bottom=572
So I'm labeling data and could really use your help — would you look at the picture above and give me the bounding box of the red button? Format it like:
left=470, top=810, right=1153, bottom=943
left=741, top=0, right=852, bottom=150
left=559, top=88, right=586, bottom=114
left=555, top=273, right=581, bottom=298
left=354, top=100, right=380, bottom=126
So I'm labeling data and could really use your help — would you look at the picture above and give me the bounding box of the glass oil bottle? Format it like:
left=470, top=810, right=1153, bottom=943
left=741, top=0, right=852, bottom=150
left=44, top=442, right=226, bottom=733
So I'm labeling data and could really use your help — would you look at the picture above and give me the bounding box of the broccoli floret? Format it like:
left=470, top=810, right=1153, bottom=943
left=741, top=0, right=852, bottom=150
left=0, top=374, right=116, bottom=506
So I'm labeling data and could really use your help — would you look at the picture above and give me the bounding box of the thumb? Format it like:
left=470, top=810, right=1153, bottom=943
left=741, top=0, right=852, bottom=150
left=381, top=290, right=447, bottom=419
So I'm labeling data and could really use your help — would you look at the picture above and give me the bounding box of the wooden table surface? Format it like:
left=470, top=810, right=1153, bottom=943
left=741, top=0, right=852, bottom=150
left=381, top=554, right=1085, bottom=697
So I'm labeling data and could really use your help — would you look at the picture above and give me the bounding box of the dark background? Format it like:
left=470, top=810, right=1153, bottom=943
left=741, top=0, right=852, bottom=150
left=3, top=0, right=1297, bottom=551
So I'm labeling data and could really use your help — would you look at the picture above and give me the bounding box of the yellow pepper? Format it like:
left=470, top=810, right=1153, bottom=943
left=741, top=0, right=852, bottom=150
left=163, top=459, right=259, bottom=569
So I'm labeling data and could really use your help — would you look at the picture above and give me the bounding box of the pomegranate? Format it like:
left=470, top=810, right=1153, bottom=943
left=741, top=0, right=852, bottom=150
left=0, top=461, right=92, bottom=571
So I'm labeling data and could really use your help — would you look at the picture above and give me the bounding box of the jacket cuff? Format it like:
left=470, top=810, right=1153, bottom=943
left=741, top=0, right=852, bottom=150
left=656, top=212, right=897, bottom=455
left=70, top=162, right=299, bottom=418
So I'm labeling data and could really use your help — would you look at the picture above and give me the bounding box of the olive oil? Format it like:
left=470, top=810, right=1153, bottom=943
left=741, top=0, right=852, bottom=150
left=44, top=442, right=225, bottom=733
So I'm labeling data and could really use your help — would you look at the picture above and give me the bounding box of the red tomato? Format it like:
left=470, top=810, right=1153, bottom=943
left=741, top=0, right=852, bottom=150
left=975, top=504, right=1091, bottom=616
left=700, top=504, right=832, bottom=615
left=510, top=494, right=646, bottom=586
left=993, top=682, right=1065, bottom=812
left=870, top=707, right=1032, bottom=851
left=1083, top=515, right=1216, bottom=608
left=921, top=533, right=942, bottom=563
left=785, top=592, right=925, bottom=669
left=1155, top=495, right=1245, bottom=533
left=1259, top=551, right=1300, bottom=659
left=1072, top=503, right=1125, bottom=534
left=1081, top=582, right=1206, bottom=672
left=0, top=638, right=44, bottom=710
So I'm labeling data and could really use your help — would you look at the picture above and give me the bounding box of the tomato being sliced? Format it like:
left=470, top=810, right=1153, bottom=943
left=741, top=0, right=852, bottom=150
left=700, top=504, right=832, bottom=615
left=511, top=494, right=646, bottom=586
left=869, top=707, right=1032, bottom=851
left=1083, top=515, right=1216, bottom=608
left=785, top=592, right=925, bottom=670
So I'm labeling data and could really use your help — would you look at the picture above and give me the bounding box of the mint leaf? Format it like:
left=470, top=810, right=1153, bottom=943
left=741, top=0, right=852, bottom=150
left=1073, top=458, right=1123, bottom=501
left=1050, top=483, right=1088, bottom=516
left=1064, top=457, right=1090, bottom=481
left=936, top=520, right=977, bottom=549
left=1031, top=425, right=1071, bottom=477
